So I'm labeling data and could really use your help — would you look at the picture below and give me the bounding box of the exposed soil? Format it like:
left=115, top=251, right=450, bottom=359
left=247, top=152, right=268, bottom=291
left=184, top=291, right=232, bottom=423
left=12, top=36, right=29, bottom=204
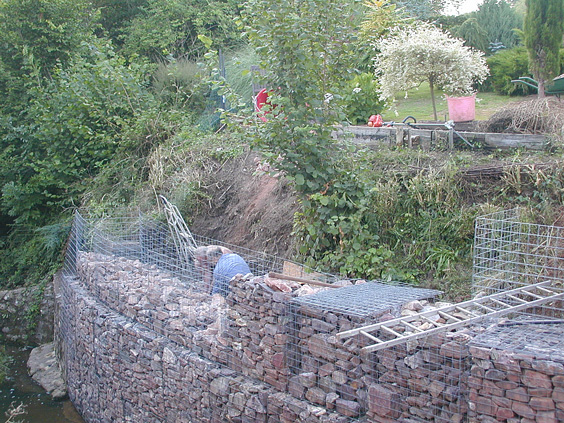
left=189, top=98, right=564, bottom=260
left=190, top=150, right=298, bottom=258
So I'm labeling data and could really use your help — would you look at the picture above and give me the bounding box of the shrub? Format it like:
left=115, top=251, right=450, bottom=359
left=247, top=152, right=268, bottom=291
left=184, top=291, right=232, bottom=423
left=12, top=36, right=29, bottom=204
left=341, top=73, right=386, bottom=125
left=152, top=59, right=209, bottom=112
left=485, top=46, right=532, bottom=96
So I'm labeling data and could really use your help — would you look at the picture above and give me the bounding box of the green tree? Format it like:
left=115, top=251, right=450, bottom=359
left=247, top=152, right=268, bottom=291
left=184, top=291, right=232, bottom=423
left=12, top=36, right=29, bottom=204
left=0, top=0, right=96, bottom=113
left=524, top=0, right=564, bottom=97
left=121, top=0, right=242, bottom=62
left=240, top=0, right=386, bottom=274
left=242, top=0, right=362, bottom=195
left=392, top=0, right=461, bottom=18
left=360, top=0, right=410, bottom=43
left=475, top=0, right=523, bottom=52
left=454, top=17, right=489, bottom=52
left=0, top=41, right=154, bottom=225
left=92, top=0, right=148, bottom=46
left=485, top=46, right=532, bottom=95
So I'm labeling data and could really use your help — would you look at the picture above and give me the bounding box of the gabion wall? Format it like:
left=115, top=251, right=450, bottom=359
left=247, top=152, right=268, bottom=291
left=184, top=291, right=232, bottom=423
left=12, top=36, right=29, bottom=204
left=54, top=211, right=564, bottom=422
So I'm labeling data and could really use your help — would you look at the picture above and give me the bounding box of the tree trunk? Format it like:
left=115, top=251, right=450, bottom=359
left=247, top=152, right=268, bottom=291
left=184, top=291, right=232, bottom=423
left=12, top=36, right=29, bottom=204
left=537, top=78, right=546, bottom=98
left=429, top=78, right=438, bottom=121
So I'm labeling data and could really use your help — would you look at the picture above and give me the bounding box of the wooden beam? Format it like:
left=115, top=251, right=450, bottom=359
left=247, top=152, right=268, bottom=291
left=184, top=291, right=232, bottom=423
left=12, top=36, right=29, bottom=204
left=267, top=272, right=338, bottom=288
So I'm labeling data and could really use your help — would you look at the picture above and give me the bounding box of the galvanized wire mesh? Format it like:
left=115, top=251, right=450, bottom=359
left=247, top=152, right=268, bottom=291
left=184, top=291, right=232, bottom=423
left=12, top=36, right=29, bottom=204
left=63, top=210, right=331, bottom=289
left=57, top=208, right=564, bottom=422
left=292, top=281, right=442, bottom=317
left=473, top=207, right=564, bottom=319
left=468, top=208, right=564, bottom=422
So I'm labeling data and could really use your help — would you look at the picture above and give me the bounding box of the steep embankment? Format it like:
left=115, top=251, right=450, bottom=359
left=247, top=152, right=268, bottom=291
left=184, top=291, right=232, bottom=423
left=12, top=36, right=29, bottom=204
left=190, top=151, right=298, bottom=258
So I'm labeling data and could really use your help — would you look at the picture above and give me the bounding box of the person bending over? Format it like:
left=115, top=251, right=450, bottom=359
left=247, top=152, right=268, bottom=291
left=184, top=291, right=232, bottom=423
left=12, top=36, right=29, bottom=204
left=194, top=245, right=251, bottom=296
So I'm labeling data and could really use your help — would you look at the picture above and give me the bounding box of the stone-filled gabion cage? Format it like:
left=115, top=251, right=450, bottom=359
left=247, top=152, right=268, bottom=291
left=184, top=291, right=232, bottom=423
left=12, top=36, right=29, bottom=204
left=469, top=208, right=564, bottom=422
left=55, top=209, right=564, bottom=423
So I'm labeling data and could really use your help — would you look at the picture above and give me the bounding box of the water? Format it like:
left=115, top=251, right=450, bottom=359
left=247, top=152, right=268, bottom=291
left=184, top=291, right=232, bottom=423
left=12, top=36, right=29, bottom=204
left=0, top=346, right=84, bottom=423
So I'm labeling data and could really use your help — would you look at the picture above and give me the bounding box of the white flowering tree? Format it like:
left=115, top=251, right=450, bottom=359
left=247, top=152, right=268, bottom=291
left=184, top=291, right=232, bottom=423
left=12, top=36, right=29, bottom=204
left=374, top=24, right=489, bottom=120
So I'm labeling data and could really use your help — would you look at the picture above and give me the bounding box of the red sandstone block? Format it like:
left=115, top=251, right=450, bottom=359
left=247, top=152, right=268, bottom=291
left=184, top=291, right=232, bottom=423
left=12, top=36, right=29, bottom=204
left=496, top=407, right=515, bottom=420
left=481, top=379, right=504, bottom=397
left=522, top=370, right=552, bottom=390
left=533, top=360, right=564, bottom=376
left=512, top=401, right=536, bottom=420
left=553, top=375, right=564, bottom=389
left=475, top=396, right=497, bottom=416
left=554, top=387, right=564, bottom=403
left=507, top=372, right=521, bottom=383
left=469, top=346, right=491, bottom=360
left=529, top=387, right=553, bottom=398
left=492, top=380, right=516, bottom=390
left=271, top=352, right=284, bottom=370
left=530, top=396, right=555, bottom=411
left=335, top=399, right=360, bottom=417
left=470, top=365, right=485, bottom=378
left=507, top=387, right=529, bottom=403
left=368, top=384, right=401, bottom=418
left=492, top=396, right=512, bottom=409
left=536, top=410, right=558, bottom=423
left=485, top=368, right=505, bottom=381
left=468, top=375, right=483, bottom=390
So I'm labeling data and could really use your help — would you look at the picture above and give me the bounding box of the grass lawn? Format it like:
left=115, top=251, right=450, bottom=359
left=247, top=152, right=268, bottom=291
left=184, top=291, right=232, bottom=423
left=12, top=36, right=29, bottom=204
left=380, top=82, right=525, bottom=123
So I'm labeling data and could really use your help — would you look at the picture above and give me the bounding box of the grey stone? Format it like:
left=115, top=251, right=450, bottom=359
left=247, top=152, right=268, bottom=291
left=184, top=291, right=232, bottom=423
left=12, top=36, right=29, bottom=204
left=27, top=342, right=67, bottom=400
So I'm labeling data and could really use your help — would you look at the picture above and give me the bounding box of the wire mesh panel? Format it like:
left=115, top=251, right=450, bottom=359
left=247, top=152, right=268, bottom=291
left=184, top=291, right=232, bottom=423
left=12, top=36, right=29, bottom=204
left=293, top=282, right=442, bottom=317
left=368, top=331, right=473, bottom=422
left=468, top=320, right=564, bottom=422
left=468, top=208, right=564, bottom=422
left=473, top=208, right=564, bottom=319
left=285, top=282, right=444, bottom=419
left=63, top=211, right=325, bottom=291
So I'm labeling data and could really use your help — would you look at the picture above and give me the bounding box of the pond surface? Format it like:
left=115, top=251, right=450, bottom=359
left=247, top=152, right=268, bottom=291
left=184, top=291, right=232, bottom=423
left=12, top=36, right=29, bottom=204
left=0, top=346, right=84, bottom=423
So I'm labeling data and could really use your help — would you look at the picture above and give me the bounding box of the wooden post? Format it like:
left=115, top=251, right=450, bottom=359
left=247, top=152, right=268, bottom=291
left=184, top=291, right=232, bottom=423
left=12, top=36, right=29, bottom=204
left=396, top=127, right=405, bottom=147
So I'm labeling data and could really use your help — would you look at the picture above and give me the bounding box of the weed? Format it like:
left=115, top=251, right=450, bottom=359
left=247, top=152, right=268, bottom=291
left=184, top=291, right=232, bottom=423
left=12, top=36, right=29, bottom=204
left=0, top=345, right=12, bottom=384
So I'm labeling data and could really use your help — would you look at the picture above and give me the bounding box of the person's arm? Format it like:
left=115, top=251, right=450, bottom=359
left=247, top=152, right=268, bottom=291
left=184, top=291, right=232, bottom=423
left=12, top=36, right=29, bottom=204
left=219, top=246, right=233, bottom=255
left=201, top=257, right=213, bottom=293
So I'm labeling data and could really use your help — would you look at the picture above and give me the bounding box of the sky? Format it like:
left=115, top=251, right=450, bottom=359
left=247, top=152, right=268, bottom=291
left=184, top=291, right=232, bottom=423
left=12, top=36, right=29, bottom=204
left=445, top=0, right=484, bottom=15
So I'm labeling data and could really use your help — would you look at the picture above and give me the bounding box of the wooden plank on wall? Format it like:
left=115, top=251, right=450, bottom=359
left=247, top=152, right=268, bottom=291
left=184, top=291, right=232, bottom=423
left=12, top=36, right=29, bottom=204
left=339, top=126, right=548, bottom=151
